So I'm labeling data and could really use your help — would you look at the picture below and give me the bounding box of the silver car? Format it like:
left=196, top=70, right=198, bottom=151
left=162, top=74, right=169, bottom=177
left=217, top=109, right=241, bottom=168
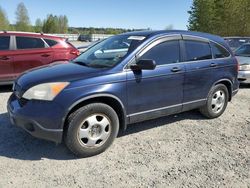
left=235, top=43, right=250, bottom=84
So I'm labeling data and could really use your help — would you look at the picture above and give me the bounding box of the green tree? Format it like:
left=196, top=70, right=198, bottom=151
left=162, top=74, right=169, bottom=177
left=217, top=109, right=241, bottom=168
left=34, top=18, right=43, bottom=32
left=15, top=2, right=31, bottom=31
left=58, top=15, right=68, bottom=33
left=0, top=6, right=9, bottom=30
left=188, top=0, right=250, bottom=36
left=42, top=14, right=57, bottom=33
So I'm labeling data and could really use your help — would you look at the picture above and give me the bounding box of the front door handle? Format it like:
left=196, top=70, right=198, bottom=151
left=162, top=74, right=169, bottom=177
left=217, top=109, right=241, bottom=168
left=0, top=56, right=10, bottom=60
left=210, top=63, right=218, bottom=67
left=171, top=67, right=182, bottom=73
left=41, top=54, right=50, bottom=57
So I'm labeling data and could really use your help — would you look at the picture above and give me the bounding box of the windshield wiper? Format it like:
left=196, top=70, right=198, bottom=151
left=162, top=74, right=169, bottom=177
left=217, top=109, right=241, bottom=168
left=73, top=61, right=90, bottom=67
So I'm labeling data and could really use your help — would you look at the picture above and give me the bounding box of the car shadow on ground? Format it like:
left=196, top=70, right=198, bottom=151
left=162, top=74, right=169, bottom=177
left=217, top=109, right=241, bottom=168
left=0, top=110, right=205, bottom=161
left=0, top=85, right=12, bottom=93
left=239, top=84, right=250, bottom=89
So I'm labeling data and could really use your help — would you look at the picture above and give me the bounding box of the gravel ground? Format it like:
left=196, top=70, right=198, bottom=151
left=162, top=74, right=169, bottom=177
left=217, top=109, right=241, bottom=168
left=0, top=85, right=249, bottom=188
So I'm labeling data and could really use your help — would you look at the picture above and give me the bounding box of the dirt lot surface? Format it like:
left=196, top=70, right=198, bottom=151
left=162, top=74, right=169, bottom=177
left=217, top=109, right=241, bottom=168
left=0, top=85, right=249, bottom=188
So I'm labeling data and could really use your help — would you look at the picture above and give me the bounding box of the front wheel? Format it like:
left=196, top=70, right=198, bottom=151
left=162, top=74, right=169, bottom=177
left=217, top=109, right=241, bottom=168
left=65, top=103, right=119, bottom=157
left=200, top=84, right=229, bottom=119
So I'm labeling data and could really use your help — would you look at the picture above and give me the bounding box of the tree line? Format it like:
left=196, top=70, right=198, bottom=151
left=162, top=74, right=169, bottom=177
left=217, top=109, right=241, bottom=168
left=188, top=0, right=250, bottom=36
left=0, top=2, right=141, bottom=35
left=0, top=2, right=68, bottom=33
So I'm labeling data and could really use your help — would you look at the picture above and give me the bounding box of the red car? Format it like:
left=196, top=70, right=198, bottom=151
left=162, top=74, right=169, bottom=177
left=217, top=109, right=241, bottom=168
left=0, top=31, right=79, bottom=84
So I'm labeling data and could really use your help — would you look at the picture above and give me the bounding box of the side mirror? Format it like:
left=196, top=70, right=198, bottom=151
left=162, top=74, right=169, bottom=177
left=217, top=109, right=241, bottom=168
left=130, top=59, right=156, bottom=71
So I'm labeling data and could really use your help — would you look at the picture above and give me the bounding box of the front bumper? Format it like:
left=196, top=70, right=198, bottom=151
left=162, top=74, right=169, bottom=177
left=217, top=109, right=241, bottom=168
left=7, top=94, right=64, bottom=143
left=238, top=70, right=250, bottom=84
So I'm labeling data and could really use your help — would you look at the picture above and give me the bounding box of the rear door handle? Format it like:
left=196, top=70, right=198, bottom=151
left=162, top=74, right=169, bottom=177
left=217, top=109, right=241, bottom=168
left=0, top=56, right=10, bottom=60
left=210, top=63, right=218, bottom=67
left=171, top=67, right=182, bottom=73
left=41, top=54, right=50, bottom=57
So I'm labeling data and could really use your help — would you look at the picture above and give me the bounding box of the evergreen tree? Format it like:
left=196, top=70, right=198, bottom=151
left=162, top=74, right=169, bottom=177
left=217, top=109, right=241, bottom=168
left=188, top=0, right=250, bottom=36
left=34, top=18, right=43, bottom=32
left=15, top=2, right=31, bottom=31
left=0, top=6, right=9, bottom=30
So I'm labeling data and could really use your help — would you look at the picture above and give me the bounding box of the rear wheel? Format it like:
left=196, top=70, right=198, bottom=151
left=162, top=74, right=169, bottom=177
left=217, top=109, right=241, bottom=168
left=65, top=103, right=119, bottom=157
left=200, top=84, right=229, bottom=118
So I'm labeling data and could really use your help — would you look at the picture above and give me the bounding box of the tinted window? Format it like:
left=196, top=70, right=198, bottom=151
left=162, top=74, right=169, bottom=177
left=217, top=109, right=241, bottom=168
left=44, top=39, right=58, bottom=47
left=0, top=36, right=10, bottom=50
left=140, top=40, right=180, bottom=65
left=211, top=42, right=230, bottom=58
left=16, top=37, right=45, bottom=49
left=235, top=44, right=250, bottom=57
left=184, top=40, right=212, bottom=61
left=225, top=38, right=250, bottom=49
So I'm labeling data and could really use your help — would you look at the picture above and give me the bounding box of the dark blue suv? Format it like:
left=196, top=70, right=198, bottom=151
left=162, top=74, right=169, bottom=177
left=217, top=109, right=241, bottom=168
left=7, top=30, right=239, bottom=157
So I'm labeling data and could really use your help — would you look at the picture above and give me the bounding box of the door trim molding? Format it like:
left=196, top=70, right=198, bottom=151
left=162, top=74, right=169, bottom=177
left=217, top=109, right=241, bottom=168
left=127, top=98, right=207, bottom=118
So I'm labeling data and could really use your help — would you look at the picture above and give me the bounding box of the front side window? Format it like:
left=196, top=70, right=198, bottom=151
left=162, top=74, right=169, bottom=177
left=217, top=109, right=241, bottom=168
left=16, top=36, right=45, bottom=49
left=139, top=40, right=180, bottom=65
left=72, top=35, right=146, bottom=68
left=184, top=40, right=212, bottom=61
left=211, top=42, right=230, bottom=58
left=0, top=36, right=10, bottom=50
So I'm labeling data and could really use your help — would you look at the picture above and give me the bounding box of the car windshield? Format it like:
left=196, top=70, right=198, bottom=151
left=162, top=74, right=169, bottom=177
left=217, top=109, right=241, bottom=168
left=235, top=44, right=250, bottom=57
left=72, top=34, right=146, bottom=68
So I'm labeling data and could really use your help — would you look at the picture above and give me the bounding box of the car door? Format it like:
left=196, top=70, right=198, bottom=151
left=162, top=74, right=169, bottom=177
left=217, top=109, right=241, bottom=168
left=126, top=36, right=185, bottom=123
left=13, top=36, right=53, bottom=77
left=181, top=36, right=214, bottom=111
left=0, top=35, right=15, bottom=82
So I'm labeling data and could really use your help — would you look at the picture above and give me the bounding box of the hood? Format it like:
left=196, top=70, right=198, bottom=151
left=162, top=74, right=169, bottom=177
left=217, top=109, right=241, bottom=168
left=16, top=62, right=108, bottom=90
left=236, top=56, right=250, bottom=65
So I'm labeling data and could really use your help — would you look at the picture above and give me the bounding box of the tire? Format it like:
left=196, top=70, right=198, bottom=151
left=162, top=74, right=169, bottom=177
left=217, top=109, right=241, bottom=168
left=65, top=103, right=119, bottom=157
left=200, top=84, right=229, bottom=119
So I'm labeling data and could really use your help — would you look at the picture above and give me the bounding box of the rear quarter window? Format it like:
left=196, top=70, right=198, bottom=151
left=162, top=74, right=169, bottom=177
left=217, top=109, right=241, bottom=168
left=0, top=36, right=10, bottom=50
left=184, top=40, right=212, bottom=61
left=211, top=42, right=230, bottom=58
left=16, top=36, right=45, bottom=49
left=44, top=38, right=58, bottom=47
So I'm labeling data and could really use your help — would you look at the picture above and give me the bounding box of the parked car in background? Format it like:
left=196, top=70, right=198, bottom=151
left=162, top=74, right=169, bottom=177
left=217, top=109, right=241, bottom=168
left=8, top=30, right=239, bottom=157
left=234, top=43, right=250, bottom=84
left=0, top=31, right=79, bottom=85
left=77, top=39, right=105, bottom=54
left=224, top=37, right=250, bottom=51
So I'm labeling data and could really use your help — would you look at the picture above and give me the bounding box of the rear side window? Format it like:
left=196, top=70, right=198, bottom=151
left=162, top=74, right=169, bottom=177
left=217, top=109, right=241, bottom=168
left=211, top=42, right=230, bottom=58
left=16, top=36, right=45, bottom=49
left=0, top=36, right=10, bottom=50
left=184, top=40, right=212, bottom=61
left=140, top=40, right=180, bottom=65
left=44, top=39, right=58, bottom=47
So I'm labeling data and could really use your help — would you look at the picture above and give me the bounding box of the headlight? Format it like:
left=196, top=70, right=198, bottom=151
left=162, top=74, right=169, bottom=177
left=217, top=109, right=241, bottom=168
left=239, top=64, right=250, bottom=71
left=22, top=82, right=69, bottom=101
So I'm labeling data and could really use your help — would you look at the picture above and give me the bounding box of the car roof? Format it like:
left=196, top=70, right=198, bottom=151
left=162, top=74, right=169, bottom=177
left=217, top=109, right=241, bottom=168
left=0, top=31, right=65, bottom=40
left=119, top=30, right=226, bottom=45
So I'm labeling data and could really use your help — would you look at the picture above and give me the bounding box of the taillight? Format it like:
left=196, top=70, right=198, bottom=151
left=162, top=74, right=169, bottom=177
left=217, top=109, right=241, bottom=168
left=70, top=49, right=80, bottom=56
left=235, top=57, right=240, bottom=72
